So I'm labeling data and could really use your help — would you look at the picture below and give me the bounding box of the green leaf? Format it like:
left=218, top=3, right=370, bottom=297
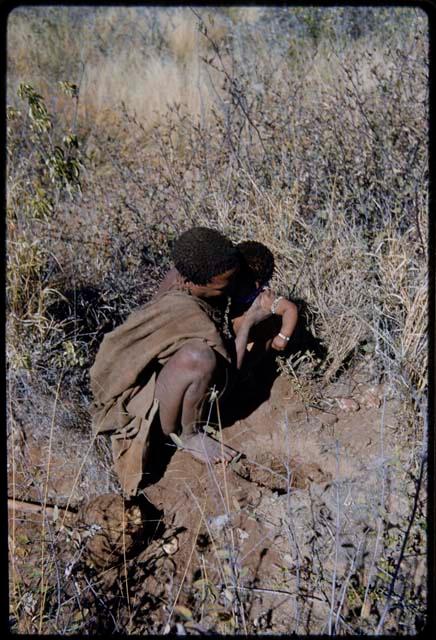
left=204, top=424, right=217, bottom=435
left=17, top=534, right=30, bottom=545
left=174, top=605, right=193, bottom=620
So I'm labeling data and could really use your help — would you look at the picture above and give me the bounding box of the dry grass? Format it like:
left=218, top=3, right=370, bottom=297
left=162, top=8, right=228, bottom=61
left=7, top=5, right=428, bottom=635
left=7, top=6, right=228, bottom=131
left=80, top=52, right=221, bottom=131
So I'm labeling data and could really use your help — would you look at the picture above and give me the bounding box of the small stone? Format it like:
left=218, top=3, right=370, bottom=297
left=208, top=514, right=230, bottom=530
left=162, top=537, right=179, bottom=555
left=317, top=411, right=338, bottom=426
left=335, top=397, right=360, bottom=412
left=361, top=392, right=381, bottom=409
left=369, top=384, right=385, bottom=399
left=236, top=527, right=249, bottom=540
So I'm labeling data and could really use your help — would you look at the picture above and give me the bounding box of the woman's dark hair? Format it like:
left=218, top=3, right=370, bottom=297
left=237, top=240, right=275, bottom=285
left=172, top=227, right=240, bottom=285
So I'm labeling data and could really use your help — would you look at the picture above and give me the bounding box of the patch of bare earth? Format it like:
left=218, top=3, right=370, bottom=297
left=8, top=365, right=424, bottom=633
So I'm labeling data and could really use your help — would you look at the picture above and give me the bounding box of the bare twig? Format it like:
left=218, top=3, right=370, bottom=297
left=8, top=498, right=77, bottom=519
left=375, top=446, right=427, bottom=633
left=328, top=440, right=341, bottom=635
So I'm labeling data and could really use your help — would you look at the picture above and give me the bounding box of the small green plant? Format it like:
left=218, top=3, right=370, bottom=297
left=17, top=83, right=83, bottom=200
left=7, top=81, right=86, bottom=380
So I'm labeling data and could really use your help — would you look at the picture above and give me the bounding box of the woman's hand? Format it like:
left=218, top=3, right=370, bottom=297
left=272, top=334, right=288, bottom=351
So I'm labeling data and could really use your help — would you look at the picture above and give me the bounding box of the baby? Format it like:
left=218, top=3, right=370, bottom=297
left=231, top=241, right=298, bottom=352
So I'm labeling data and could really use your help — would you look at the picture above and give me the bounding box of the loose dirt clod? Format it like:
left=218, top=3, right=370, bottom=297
left=335, top=397, right=360, bottom=412
left=232, top=453, right=330, bottom=492
left=79, top=493, right=146, bottom=569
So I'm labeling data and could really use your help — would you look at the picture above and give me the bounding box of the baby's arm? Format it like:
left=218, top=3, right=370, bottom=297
left=270, top=297, right=298, bottom=351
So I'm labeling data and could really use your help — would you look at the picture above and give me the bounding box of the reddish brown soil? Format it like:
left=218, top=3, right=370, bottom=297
left=9, top=363, right=422, bottom=634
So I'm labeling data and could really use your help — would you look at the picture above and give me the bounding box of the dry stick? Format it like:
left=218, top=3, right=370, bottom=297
left=334, top=537, right=365, bottom=633
left=200, top=393, right=246, bottom=631
left=215, top=413, right=248, bottom=636
left=121, top=496, right=132, bottom=633
left=8, top=400, right=25, bottom=625
left=239, top=164, right=275, bottom=211
left=59, top=429, right=100, bottom=531
left=233, top=453, right=291, bottom=487
left=82, top=574, right=121, bottom=633
left=165, top=509, right=204, bottom=630
left=8, top=498, right=77, bottom=519
left=38, top=373, right=63, bottom=634
left=191, top=399, right=228, bottom=520
left=375, top=440, right=426, bottom=634
left=8, top=392, right=21, bottom=617
left=187, top=407, right=246, bottom=630
left=60, top=558, right=149, bottom=612
left=9, top=419, right=66, bottom=631
left=190, top=7, right=268, bottom=157
left=227, top=584, right=325, bottom=601
left=284, top=413, right=293, bottom=513
left=328, top=440, right=341, bottom=636
left=239, top=530, right=275, bottom=566
left=184, top=482, right=227, bottom=586
left=70, top=60, right=85, bottom=136
left=360, top=389, right=388, bottom=620
left=200, top=52, right=248, bottom=179
left=68, top=577, right=87, bottom=631
left=200, top=553, right=208, bottom=624
left=290, top=238, right=316, bottom=299
left=283, top=412, right=303, bottom=631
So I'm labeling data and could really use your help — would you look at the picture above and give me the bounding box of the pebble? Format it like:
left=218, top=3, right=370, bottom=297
left=335, top=397, right=360, bottom=412
left=317, top=411, right=338, bottom=426
left=359, top=392, right=381, bottom=409
left=208, top=513, right=230, bottom=530
left=162, top=537, right=179, bottom=555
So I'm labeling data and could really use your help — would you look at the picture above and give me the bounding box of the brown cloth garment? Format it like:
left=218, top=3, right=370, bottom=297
left=90, top=290, right=231, bottom=497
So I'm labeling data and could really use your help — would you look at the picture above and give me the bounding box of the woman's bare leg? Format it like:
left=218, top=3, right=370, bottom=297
left=154, top=339, right=237, bottom=464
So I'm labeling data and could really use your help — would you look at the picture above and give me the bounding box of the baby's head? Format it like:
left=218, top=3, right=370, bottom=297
left=238, top=241, right=275, bottom=286
left=234, top=241, right=275, bottom=305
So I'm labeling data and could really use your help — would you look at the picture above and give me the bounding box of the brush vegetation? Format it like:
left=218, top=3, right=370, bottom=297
left=7, top=6, right=428, bottom=635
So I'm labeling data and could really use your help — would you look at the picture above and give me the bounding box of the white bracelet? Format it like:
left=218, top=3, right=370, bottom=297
left=278, top=332, right=290, bottom=341
left=271, top=296, right=283, bottom=314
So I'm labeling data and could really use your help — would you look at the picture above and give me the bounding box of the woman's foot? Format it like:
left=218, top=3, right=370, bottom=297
left=180, top=432, right=237, bottom=464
